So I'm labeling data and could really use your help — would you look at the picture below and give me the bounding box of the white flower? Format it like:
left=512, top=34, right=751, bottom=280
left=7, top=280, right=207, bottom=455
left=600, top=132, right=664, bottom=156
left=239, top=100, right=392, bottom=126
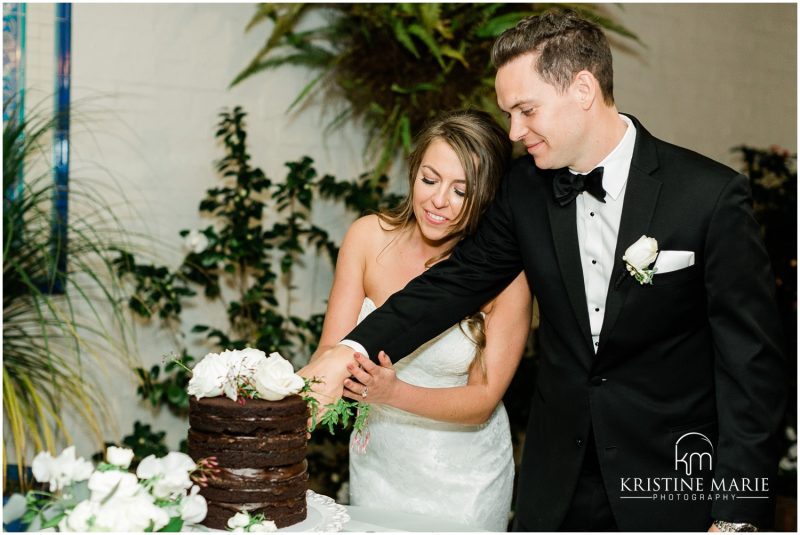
left=2, top=493, right=26, bottom=524
left=31, top=451, right=56, bottom=488
left=253, top=352, right=304, bottom=401
left=88, top=470, right=141, bottom=502
left=188, top=352, right=230, bottom=399
left=106, top=446, right=134, bottom=469
left=623, top=235, right=659, bottom=285
left=228, top=511, right=252, bottom=529
left=227, top=347, right=267, bottom=377
left=184, top=229, right=209, bottom=254
left=250, top=520, right=278, bottom=532
left=180, top=485, right=208, bottom=524
left=94, top=494, right=169, bottom=532
left=58, top=500, right=98, bottom=532
left=31, top=446, right=94, bottom=492
left=779, top=456, right=797, bottom=472
left=136, top=452, right=197, bottom=498
left=624, top=235, right=658, bottom=270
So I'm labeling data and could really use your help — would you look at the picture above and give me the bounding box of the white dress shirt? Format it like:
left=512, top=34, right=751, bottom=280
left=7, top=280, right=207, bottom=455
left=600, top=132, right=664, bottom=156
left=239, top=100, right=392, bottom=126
left=574, top=114, right=637, bottom=352
left=342, top=115, right=638, bottom=358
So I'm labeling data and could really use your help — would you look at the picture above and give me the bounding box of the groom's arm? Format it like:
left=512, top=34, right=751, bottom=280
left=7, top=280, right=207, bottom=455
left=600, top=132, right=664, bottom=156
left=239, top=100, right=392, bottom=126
left=349, top=165, right=527, bottom=363
left=705, top=173, right=786, bottom=527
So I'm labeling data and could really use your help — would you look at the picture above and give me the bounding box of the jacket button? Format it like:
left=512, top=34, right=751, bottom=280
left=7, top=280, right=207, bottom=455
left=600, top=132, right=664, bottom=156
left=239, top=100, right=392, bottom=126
left=576, top=439, right=583, bottom=447
left=590, top=376, right=604, bottom=386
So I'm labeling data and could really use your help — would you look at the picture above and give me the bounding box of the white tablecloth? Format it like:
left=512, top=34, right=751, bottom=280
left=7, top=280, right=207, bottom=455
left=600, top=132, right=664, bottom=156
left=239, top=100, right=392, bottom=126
left=343, top=505, right=487, bottom=532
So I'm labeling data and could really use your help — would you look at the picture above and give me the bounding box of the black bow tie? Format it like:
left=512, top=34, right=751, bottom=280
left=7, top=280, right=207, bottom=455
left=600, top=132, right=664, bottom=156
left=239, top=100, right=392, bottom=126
left=552, top=166, right=606, bottom=206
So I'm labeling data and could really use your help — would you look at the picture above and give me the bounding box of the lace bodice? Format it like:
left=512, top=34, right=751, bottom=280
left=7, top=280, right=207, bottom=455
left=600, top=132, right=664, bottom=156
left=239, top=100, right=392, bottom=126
left=349, top=298, right=514, bottom=531
left=357, top=297, right=477, bottom=388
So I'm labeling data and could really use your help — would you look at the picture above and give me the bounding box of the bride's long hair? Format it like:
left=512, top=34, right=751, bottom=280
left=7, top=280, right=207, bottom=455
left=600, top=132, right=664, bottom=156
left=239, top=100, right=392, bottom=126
left=377, top=110, right=512, bottom=377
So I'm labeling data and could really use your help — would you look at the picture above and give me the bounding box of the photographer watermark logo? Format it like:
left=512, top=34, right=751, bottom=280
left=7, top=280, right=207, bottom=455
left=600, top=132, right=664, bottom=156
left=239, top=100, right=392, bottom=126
left=618, top=431, right=769, bottom=502
left=675, top=432, right=713, bottom=476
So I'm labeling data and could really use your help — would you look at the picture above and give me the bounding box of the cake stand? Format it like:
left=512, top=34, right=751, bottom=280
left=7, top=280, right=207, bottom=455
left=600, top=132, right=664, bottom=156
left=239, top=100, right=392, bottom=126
left=281, top=490, right=349, bottom=532
left=191, top=490, right=349, bottom=533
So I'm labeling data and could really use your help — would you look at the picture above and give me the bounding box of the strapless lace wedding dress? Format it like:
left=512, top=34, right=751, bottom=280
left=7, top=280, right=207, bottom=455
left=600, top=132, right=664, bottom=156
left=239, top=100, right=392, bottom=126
left=348, top=298, right=514, bottom=532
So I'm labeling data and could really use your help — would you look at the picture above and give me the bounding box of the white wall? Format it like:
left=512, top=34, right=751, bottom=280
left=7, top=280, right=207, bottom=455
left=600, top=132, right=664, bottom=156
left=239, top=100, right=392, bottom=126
left=14, top=3, right=796, bottom=456
left=611, top=3, right=796, bottom=165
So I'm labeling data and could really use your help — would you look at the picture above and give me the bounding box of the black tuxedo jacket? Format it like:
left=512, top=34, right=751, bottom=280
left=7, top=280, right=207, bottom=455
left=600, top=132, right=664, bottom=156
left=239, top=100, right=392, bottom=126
left=347, top=115, right=785, bottom=530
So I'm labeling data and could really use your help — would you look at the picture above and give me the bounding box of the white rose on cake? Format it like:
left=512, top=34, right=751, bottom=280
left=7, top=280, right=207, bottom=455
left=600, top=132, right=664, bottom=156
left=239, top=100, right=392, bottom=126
left=187, top=352, right=230, bottom=400
left=253, top=352, right=304, bottom=401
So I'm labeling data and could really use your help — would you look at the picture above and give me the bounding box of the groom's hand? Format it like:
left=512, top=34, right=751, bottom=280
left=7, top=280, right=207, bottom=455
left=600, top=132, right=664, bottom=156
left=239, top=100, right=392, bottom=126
left=298, top=344, right=359, bottom=420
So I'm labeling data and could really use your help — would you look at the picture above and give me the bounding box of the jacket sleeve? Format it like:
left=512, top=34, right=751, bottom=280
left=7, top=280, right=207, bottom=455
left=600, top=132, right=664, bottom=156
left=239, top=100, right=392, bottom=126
left=705, top=173, right=786, bottom=526
left=347, top=168, right=526, bottom=362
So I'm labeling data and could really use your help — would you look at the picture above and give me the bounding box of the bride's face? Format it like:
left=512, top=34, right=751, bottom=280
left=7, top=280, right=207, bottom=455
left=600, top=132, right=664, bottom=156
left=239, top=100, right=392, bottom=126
left=412, top=138, right=467, bottom=243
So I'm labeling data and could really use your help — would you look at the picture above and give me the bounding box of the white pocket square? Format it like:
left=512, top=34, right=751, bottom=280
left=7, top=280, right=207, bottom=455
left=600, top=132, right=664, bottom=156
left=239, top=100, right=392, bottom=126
left=654, top=250, right=695, bottom=274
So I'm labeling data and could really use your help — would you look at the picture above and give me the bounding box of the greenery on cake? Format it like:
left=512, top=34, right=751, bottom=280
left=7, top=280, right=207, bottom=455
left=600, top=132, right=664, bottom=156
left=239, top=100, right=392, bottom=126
left=302, top=378, right=370, bottom=435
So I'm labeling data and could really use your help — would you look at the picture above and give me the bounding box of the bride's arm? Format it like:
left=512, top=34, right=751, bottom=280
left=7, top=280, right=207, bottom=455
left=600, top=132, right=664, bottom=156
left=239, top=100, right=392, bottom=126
left=307, top=216, right=374, bottom=364
left=343, top=271, right=531, bottom=425
left=300, top=216, right=376, bottom=408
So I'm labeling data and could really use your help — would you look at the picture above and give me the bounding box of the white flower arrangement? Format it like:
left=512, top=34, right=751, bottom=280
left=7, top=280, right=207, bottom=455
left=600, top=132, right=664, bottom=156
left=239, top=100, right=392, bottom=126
left=623, top=235, right=659, bottom=285
left=186, top=348, right=304, bottom=402
left=3, top=446, right=214, bottom=532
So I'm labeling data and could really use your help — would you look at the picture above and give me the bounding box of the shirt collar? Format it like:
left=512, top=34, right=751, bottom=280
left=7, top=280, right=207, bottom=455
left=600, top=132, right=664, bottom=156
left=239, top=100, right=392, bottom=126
left=595, top=114, right=636, bottom=200
left=572, top=114, right=637, bottom=201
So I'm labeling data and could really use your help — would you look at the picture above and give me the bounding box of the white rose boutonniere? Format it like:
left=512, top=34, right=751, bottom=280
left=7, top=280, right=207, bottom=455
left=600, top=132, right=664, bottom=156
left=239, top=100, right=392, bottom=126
left=253, top=352, right=305, bottom=401
left=623, top=235, right=659, bottom=285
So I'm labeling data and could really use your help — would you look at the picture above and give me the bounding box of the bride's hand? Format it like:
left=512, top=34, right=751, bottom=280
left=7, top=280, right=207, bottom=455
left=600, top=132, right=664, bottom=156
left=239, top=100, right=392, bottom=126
left=298, top=344, right=358, bottom=418
left=343, top=351, right=397, bottom=405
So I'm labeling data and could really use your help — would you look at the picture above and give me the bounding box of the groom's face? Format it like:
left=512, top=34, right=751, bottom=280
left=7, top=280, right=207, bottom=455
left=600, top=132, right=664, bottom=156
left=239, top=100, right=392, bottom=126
left=495, top=53, right=585, bottom=170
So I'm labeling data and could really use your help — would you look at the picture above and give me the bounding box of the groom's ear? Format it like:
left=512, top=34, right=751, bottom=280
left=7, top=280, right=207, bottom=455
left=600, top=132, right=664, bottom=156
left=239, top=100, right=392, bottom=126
left=571, top=70, right=597, bottom=110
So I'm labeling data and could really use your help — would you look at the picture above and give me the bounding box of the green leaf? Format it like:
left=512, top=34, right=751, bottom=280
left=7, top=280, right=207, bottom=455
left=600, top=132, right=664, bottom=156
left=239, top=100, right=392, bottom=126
left=158, top=516, right=184, bottom=532
left=287, top=72, right=325, bottom=112
left=475, top=11, right=531, bottom=38
left=40, top=513, right=67, bottom=529
left=441, top=44, right=469, bottom=69
left=392, top=19, right=420, bottom=59
left=407, top=23, right=444, bottom=68
left=399, top=115, right=412, bottom=153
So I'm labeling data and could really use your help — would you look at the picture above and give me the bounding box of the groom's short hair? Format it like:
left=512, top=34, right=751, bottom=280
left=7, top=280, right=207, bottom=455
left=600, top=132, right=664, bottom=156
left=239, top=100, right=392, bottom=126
left=491, top=8, right=615, bottom=106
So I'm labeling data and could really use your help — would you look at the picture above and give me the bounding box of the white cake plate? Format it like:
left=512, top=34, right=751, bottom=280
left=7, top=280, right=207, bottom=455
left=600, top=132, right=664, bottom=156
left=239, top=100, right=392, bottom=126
left=190, top=490, right=349, bottom=533
left=281, top=490, right=349, bottom=532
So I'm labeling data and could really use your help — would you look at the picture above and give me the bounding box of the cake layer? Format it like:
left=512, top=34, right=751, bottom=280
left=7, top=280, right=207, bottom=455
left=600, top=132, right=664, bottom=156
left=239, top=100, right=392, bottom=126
left=202, top=461, right=308, bottom=502
left=188, top=433, right=306, bottom=468
left=189, top=395, right=308, bottom=434
left=202, top=493, right=307, bottom=530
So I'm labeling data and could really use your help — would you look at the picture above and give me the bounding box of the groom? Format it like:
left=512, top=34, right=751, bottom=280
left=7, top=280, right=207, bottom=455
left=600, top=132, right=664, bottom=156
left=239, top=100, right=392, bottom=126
left=305, top=9, right=785, bottom=531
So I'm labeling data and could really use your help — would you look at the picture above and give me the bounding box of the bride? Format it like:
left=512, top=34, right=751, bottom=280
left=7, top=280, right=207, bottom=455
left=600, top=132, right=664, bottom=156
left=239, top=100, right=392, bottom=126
left=309, top=110, right=532, bottom=531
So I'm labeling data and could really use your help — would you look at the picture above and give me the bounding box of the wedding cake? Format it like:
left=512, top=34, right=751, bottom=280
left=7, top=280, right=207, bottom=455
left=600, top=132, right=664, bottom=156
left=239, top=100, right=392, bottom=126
left=185, top=349, right=309, bottom=529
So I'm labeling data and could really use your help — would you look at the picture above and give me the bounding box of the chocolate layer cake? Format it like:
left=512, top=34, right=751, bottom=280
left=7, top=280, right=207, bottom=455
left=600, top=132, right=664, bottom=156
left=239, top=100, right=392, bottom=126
left=188, top=395, right=309, bottom=529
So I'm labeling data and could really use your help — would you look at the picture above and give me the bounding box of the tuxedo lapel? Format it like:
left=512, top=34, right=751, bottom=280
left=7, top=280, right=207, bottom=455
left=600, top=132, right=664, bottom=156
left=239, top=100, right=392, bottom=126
left=545, top=188, right=595, bottom=359
left=598, top=120, right=662, bottom=352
